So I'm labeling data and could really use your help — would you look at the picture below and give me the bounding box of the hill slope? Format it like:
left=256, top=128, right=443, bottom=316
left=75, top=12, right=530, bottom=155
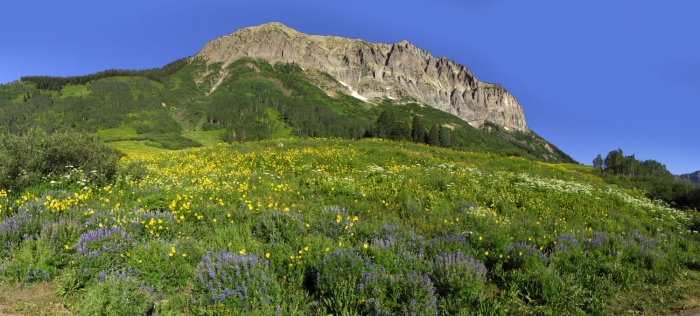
left=1, top=54, right=575, bottom=162
left=0, top=139, right=695, bottom=314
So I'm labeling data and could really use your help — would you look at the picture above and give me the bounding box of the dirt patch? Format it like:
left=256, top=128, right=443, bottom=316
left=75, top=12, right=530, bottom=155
left=672, top=297, right=700, bottom=315
left=0, top=283, right=72, bottom=315
left=442, top=123, right=458, bottom=130
left=678, top=307, right=700, bottom=316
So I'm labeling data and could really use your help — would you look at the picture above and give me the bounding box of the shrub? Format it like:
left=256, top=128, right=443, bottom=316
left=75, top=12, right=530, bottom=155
left=0, top=238, right=56, bottom=283
left=0, top=129, right=121, bottom=192
left=315, top=248, right=373, bottom=313
left=311, top=206, right=354, bottom=239
left=0, top=207, right=44, bottom=256
left=77, top=271, right=154, bottom=316
left=191, top=250, right=281, bottom=313
left=503, top=241, right=549, bottom=271
left=359, top=269, right=438, bottom=316
left=431, top=250, right=487, bottom=312
left=75, top=226, right=134, bottom=278
left=116, top=160, right=150, bottom=183
left=253, top=211, right=305, bottom=245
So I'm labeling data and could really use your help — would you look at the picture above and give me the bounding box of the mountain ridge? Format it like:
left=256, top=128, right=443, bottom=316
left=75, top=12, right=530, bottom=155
left=195, top=22, right=529, bottom=132
left=2, top=22, right=576, bottom=164
left=677, top=170, right=700, bottom=184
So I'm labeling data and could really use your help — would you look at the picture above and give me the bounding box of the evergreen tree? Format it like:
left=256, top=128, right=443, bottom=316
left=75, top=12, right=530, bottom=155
left=375, top=110, right=396, bottom=139
left=427, top=124, right=440, bottom=146
left=438, top=126, right=452, bottom=147
left=411, top=116, right=426, bottom=143
left=390, top=122, right=411, bottom=141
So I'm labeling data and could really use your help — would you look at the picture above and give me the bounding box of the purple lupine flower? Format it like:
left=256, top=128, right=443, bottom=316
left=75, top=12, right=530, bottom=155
left=506, top=241, right=549, bottom=265
left=585, top=232, right=609, bottom=248
left=193, top=250, right=279, bottom=310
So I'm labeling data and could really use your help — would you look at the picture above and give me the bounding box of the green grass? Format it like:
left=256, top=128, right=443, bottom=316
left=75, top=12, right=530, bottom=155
left=182, top=130, right=224, bottom=147
left=267, top=108, right=294, bottom=139
left=59, top=83, right=90, bottom=99
left=105, top=140, right=169, bottom=156
left=97, top=126, right=140, bottom=140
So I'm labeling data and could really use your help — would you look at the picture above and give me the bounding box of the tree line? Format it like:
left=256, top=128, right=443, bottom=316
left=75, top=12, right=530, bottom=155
left=367, top=110, right=453, bottom=147
left=594, top=149, right=700, bottom=211
left=20, top=57, right=189, bottom=91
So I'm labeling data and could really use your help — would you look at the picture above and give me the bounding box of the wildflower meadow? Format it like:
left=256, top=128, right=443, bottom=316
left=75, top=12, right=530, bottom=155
left=0, top=138, right=698, bottom=315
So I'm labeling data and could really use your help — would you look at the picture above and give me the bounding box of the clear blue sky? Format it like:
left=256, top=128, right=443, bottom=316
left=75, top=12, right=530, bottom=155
left=1, top=1, right=698, bottom=174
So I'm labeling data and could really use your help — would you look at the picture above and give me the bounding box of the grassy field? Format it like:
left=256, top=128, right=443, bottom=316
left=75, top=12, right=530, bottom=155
left=0, top=138, right=698, bottom=315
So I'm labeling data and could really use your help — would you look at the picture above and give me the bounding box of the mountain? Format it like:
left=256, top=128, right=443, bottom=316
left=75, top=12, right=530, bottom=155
left=0, top=22, right=575, bottom=163
left=677, top=171, right=700, bottom=184
left=197, top=22, right=528, bottom=132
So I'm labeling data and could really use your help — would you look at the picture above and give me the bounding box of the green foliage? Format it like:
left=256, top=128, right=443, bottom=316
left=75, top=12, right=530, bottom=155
left=428, top=123, right=440, bottom=146
left=595, top=148, right=700, bottom=211
left=105, top=134, right=202, bottom=150
left=20, top=57, right=189, bottom=91
left=375, top=110, right=396, bottom=139
left=411, top=116, right=426, bottom=143
left=0, top=139, right=695, bottom=314
left=0, top=238, right=56, bottom=283
left=77, top=273, right=153, bottom=316
left=1, top=56, right=575, bottom=163
left=481, top=121, right=577, bottom=163
left=593, top=154, right=604, bottom=168
left=438, top=125, right=452, bottom=147
left=191, top=251, right=281, bottom=314
left=0, top=129, right=121, bottom=192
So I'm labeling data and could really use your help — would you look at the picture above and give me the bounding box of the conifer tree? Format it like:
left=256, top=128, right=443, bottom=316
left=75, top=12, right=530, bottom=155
left=427, top=124, right=440, bottom=146
left=375, top=110, right=395, bottom=139
left=390, top=122, right=411, bottom=141
left=411, top=116, right=426, bottom=143
left=438, top=126, right=452, bottom=147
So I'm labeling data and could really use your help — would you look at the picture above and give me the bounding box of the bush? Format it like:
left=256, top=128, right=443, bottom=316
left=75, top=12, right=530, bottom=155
left=0, top=238, right=56, bottom=283
left=315, top=248, right=373, bottom=313
left=0, top=129, right=121, bottom=192
left=75, top=227, right=134, bottom=278
left=358, top=268, right=438, bottom=316
left=253, top=211, right=305, bottom=245
left=311, top=206, right=354, bottom=239
left=431, top=250, right=487, bottom=312
left=191, top=250, right=281, bottom=314
left=77, top=271, right=154, bottom=316
left=315, top=247, right=438, bottom=315
left=0, top=207, right=44, bottom=256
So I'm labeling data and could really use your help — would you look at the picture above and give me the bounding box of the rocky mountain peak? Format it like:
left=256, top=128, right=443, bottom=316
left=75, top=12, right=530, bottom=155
left=196, top=23, right=529, bottom=132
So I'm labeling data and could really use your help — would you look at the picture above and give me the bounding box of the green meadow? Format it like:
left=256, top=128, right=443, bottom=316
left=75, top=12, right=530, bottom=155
left=0, top=137, right=698, bottom=315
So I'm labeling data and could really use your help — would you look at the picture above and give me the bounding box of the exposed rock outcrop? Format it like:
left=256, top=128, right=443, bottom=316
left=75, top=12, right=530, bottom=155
left=677, top=171, right=700, bottom=184
left=195, top=22, right=529, bottom=131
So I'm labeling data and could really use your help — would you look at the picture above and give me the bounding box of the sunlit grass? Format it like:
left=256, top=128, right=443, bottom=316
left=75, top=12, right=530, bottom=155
left=59, top=83, right=90, bottom=99
left=0, top=138, right=697, bottom=314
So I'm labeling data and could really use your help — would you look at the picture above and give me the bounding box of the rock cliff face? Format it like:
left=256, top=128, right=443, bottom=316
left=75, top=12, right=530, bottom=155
left=677, top=171, right=700, bottom=184
left=195, top=22, right=529, bottom=131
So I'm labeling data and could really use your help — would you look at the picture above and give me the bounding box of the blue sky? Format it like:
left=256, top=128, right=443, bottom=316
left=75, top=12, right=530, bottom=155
left=1, top=1, right=698, bottom=174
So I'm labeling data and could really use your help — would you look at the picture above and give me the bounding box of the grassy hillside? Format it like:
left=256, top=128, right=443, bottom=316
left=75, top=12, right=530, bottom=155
left=0, top=138, right=697, bottom=314
left=0, top=57, right=575, bottom=163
